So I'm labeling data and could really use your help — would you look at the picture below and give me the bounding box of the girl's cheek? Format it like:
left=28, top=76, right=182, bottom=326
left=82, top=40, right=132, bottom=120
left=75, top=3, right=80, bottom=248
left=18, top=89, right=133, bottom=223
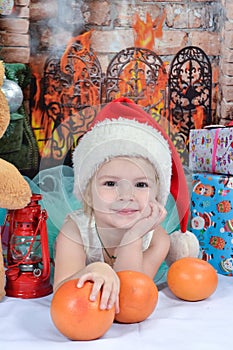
left=94, top=191, right=116, bottom=204
left=137, top=190, right=151, bottom=201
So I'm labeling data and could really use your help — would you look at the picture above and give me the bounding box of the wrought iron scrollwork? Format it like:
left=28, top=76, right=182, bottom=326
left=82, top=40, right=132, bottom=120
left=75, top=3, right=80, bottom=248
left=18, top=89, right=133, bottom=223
left=33, top=42, right=213, bottom=166
left=105, top=47, right=167, bottom=121
left=168, top=46, right=212, bottom=163
left=40, top=39, right=102, bottom=164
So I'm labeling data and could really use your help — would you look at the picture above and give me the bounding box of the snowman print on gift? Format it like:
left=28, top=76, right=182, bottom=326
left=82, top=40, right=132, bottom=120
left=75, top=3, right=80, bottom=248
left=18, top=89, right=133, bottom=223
left=191, top=210, right=217, bottom=231
left=220, top=257, right=233, bottom=275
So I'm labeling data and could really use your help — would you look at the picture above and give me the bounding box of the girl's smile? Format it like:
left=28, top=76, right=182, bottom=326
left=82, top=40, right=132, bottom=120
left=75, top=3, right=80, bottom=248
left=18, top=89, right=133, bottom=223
left=115, top=208, right=138, bottom=215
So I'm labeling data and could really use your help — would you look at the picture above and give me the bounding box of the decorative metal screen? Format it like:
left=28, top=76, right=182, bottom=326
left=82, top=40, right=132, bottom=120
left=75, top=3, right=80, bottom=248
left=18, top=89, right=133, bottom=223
left=32, top=41, right=213, bottom=167
left=39, top=38, right=102, bottom=167
left=168, top=46, right=212, bottom=163
left=105, top=47, right=167, bottom=122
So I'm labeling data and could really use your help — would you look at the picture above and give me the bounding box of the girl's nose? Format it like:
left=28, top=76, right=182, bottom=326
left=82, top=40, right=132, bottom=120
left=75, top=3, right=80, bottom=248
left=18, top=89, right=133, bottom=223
left=116, top=180, right=134, bottom=200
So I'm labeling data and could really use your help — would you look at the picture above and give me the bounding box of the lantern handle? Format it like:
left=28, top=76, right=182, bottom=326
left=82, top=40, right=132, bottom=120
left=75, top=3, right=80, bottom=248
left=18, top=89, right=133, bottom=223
left=39, top=209, right=51, bottom=281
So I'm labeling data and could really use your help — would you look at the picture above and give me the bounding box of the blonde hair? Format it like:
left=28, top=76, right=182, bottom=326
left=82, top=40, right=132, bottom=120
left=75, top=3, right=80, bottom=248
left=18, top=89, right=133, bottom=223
left=83, top=181, right=93, bottom=218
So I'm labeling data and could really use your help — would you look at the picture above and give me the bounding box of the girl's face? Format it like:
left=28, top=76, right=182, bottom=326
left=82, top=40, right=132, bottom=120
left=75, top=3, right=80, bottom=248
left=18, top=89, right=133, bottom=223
left=90, top=157, right=158, bottom=229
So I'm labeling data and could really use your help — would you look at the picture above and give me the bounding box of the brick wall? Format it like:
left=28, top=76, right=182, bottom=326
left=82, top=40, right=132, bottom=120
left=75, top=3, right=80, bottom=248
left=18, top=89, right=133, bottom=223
left=0, top=0, right=30, bottom=63
left=85, top=0, right=221, bottom=64
left=0, top=0, right=232, bottom=123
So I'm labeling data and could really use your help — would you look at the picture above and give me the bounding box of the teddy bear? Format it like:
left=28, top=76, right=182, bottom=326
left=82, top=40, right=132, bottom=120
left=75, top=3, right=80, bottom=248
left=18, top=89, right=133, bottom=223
left=0, top=60, right=32, bottom=300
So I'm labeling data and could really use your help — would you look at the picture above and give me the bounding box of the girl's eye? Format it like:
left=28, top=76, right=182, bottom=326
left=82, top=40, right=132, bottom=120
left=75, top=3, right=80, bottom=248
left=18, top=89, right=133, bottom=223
left=135, top=182, right=148, bottom=188
left=104, top=181, right=116, bottom=187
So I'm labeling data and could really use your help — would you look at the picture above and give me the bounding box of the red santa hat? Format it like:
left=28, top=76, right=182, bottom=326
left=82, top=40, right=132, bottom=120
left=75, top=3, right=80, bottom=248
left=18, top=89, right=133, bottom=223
left=72, top=97, right=190, bottom=235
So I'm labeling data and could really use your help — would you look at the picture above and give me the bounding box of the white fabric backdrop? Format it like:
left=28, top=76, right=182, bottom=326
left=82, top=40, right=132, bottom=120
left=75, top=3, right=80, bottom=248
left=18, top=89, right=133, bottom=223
left=0, top=274, right=232, bottom=350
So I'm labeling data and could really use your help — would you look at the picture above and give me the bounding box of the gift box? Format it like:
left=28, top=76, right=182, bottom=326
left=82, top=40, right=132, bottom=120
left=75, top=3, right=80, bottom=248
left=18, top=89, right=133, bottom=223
left=190, top=172, right=233, bottom=276
left=189, top=126, right=233, bottom=175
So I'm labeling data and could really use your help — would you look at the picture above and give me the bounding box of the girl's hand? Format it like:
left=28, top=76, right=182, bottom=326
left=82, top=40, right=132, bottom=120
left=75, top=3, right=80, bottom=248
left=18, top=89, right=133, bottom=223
left=121, top=200, right=167, bottom=245
left=76, top=262, right=120, bottom=313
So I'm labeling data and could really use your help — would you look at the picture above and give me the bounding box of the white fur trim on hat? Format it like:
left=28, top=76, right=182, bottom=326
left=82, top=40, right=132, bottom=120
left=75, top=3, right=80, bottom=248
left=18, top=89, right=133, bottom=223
left=73, top=118, right=172, bottom=206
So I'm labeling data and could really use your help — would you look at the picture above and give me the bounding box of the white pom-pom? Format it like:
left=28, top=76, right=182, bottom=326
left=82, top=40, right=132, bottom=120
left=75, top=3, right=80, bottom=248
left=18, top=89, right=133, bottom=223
left=166, top=230, right=200, bottom=266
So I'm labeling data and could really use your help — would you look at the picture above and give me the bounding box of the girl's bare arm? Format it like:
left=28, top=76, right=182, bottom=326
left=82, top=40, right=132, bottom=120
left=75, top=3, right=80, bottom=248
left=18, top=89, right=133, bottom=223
left=54, top=227, right=120, bottom=312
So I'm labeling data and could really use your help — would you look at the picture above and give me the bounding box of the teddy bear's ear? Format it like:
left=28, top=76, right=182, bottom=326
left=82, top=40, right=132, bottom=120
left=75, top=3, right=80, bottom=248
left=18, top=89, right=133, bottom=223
left=0, top=60, right=10, bottom=138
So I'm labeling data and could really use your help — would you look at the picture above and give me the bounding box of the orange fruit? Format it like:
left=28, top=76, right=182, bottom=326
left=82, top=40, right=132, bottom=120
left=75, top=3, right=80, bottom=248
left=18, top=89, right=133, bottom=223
left=167, top=257, right=218, bottom=301
left=50, top=279, right=115, bottom=340
left=115, top=270, right=158, bottom=323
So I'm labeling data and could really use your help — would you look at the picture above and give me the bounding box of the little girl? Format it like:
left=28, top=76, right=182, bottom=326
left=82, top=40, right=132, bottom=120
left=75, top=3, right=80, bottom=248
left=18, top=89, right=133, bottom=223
left=53, top=97, right=193, bottom=313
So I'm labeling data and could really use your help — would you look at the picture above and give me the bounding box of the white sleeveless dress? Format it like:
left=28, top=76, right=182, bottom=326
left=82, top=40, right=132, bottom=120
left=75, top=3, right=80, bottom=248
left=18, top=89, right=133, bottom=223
left=60, top=208, right=154, bottom=265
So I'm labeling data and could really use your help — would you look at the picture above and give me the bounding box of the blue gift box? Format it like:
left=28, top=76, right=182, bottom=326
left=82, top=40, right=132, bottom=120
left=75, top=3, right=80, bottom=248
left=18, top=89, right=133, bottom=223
left=190, top=172, right=233, bottom=276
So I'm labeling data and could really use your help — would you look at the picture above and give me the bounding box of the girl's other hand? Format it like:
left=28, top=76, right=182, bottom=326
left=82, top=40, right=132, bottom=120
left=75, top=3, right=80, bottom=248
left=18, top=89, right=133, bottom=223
left=121, top=200, right=167, bottom=245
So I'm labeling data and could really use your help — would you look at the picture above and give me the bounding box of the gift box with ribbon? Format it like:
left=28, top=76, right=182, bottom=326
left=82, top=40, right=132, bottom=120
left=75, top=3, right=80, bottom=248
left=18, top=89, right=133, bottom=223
left=190, top=172, right=233, bottom=276
left=189, top=126, right=233, bottom=175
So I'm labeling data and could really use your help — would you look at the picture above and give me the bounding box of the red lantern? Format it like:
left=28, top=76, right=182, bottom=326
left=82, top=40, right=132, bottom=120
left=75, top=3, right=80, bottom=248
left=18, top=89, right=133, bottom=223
left=4, top=194, right=53, bottom=298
